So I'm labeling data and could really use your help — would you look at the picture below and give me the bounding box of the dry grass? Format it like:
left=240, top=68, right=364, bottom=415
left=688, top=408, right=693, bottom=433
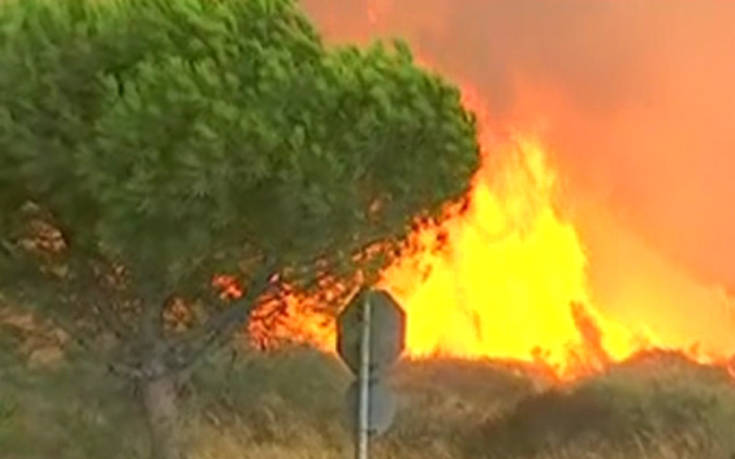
left=2, top=343, right=735, bottom=459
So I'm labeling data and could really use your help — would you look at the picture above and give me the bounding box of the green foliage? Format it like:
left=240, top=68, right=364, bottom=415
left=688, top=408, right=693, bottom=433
left=0, top=0, right=478, bottom=296
left=0, top=1, right=478, bottom=411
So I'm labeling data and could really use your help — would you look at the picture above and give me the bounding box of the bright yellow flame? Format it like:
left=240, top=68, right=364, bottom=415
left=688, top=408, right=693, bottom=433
left=377, top=137, right=654, bottom=378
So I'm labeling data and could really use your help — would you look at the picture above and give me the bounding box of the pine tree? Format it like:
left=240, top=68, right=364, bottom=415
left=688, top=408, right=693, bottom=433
left=0, top=0, right=479, bottom=457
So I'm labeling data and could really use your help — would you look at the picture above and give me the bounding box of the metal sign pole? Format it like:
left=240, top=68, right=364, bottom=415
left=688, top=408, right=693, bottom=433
left=356, top=295, right=372, bottom=459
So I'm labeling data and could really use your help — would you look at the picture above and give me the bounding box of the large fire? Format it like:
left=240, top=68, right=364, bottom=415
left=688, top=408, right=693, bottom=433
left=229, top=79, right=735, bottom=381
left=378, top=135, right=646, bottom=378
left=217, top=1, right=735, bottom=382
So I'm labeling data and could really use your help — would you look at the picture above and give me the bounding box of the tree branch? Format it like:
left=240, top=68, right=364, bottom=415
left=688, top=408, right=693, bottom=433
left=162, top=254, right=278, bottom=378
left=0, top=238, right=17, bottom=258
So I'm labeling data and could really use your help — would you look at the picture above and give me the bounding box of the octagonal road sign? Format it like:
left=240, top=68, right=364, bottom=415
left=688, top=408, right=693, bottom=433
left=337, top=288, right=406, bottom=375
left=344, top=378, right=397, bottom=437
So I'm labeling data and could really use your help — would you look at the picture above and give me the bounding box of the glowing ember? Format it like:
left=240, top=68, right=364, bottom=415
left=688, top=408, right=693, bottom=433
left=212, top=275, right=243, bottom=300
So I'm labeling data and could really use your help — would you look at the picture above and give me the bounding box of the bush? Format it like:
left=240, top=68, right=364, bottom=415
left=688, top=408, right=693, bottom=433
left=476, top=351, right=735, bottom=458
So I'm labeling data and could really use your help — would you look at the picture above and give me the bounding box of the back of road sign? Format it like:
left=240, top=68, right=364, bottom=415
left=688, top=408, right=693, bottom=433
left=344, top=378, right=397, bottom=437
left=337, top=289, right=406, bottom=375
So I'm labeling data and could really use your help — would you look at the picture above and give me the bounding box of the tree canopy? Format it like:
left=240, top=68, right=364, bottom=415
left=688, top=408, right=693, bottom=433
left=0, top=0, right=477, bottom=379
left=0, top=0, right=479, bottom=456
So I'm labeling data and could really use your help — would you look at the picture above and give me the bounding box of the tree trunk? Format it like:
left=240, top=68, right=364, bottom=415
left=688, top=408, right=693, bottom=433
left=142, top=372, right=183, bottom=459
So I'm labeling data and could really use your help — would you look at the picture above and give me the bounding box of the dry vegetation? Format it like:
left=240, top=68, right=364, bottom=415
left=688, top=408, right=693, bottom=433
left=186, top=350, right=735, bottom=459
left=2, top=313, right=735, bottom=459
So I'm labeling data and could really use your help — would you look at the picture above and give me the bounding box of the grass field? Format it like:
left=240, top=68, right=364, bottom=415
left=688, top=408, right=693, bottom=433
left=3, top=323, right=735, bottom=459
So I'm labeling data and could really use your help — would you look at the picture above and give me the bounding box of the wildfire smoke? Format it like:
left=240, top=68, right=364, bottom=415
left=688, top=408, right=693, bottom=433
left=232, top=0, right=735, bottom=381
